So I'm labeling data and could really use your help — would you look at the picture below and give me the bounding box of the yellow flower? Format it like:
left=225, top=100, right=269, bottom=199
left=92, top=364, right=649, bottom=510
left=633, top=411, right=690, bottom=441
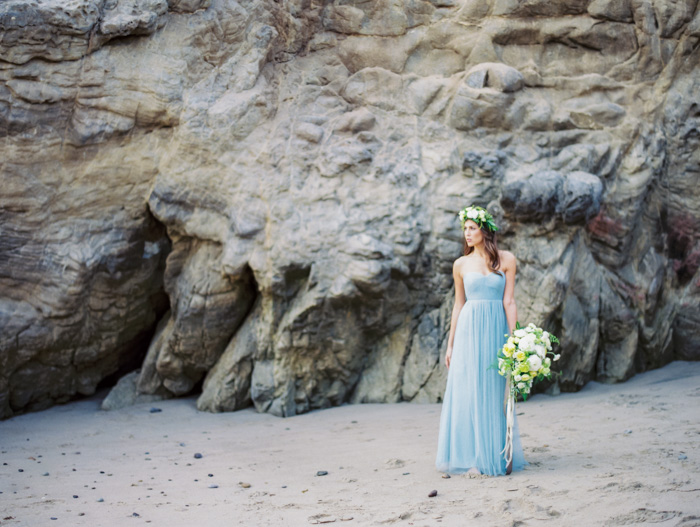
left=521, top=373, right=531, bottom=381
left=515, top=351, right=526, bottom=361
left=502, top=347, right=513, bottom=357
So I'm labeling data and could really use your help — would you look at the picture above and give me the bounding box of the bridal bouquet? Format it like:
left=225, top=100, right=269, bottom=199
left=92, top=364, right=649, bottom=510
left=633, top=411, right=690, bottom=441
left=497, top=322, right=560, bottom=471
left=497, top=322, right=560, bottom=400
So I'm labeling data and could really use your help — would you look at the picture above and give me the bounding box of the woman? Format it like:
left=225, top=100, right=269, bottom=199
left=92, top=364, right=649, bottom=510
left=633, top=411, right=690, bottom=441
left=435, top=205, right=525, bottom=476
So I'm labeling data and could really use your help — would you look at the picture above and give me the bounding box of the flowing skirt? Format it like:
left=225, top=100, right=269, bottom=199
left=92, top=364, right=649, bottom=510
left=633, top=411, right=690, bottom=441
left=435, top=299, right=526, bottom=476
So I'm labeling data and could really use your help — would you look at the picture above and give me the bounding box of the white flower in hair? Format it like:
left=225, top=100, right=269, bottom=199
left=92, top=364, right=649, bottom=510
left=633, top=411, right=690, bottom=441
left=467, top=208, right=478, bottom=219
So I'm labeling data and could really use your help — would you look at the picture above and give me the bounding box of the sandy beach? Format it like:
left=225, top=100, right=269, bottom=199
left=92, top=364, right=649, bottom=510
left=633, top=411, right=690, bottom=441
left=1, top=361, right=699, bottom=526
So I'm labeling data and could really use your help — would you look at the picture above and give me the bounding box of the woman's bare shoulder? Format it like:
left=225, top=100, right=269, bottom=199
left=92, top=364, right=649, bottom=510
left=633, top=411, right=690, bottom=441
left=453, top=255, right=468, bottom=270
left=499, top=250, right=517, bottom=266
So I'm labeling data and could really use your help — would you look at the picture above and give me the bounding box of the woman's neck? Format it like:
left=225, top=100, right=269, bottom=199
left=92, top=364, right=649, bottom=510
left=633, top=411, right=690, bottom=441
left=472, top=242, right=488, bottom=261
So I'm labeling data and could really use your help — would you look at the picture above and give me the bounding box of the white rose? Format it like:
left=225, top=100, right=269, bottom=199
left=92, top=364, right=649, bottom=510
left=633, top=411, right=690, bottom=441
left=514, top=374, right=522, bottom=382
left=534, top=345, right=546, bottom=358
left=514, top=329, right=526, bottom=338
left=553, top=354, right=561, bottom=361
left=542, top=331, right=549, bottom=341
left=527, top=355, right=542, bottom=371
left=519, top=335, right=536, bottom=352
left=544, top=357, right=551, bottom=366
left=517, top=382, right=526, bottom=390
left=467, top=208, right=478, bottom=219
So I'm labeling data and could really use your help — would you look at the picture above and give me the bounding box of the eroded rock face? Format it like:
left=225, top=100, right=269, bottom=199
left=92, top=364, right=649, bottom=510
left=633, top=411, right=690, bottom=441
left=1, top=0, right=699, bottom=418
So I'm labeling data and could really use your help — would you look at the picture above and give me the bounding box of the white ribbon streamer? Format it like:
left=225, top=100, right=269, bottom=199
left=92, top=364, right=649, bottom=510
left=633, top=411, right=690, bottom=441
left=501, top=377, right=515, bottom=474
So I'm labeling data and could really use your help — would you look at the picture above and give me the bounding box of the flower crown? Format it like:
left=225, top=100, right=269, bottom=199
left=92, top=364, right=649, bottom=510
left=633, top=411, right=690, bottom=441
left=458, top=205, right=499, bottom=232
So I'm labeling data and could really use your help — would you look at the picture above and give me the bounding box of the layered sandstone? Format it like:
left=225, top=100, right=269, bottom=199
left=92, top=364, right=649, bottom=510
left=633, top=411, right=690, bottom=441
left=1, top=0, right=698, bottom=418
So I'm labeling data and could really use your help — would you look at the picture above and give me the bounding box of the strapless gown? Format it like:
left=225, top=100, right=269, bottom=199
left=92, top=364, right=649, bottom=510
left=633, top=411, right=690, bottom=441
left=435, top=271, right=526, bottom=476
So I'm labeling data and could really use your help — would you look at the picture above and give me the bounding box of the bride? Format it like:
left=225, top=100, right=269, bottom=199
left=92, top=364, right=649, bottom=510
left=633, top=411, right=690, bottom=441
left=435, top=205, right=525, bottom=476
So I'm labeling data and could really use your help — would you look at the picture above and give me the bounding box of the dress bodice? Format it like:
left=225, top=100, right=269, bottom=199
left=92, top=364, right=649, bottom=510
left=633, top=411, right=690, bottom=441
left=463, top=272, right=505, bottom=301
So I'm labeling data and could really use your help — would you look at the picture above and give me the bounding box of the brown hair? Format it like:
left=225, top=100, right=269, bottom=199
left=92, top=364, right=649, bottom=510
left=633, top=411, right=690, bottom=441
left=463, top=226, right=502, bottom=273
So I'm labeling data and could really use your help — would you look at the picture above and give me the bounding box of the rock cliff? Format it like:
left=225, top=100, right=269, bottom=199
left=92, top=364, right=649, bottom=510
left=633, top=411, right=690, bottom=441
left=1, top=0, right=698, bottom=418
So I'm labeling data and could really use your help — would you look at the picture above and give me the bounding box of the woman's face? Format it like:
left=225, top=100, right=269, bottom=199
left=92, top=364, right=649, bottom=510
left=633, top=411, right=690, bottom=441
left=464, top=220, right=484, bottom=247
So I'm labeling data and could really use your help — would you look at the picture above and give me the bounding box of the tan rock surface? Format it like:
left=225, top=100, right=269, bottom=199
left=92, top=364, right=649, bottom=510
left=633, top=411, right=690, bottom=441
left=1, top=0, right=699, bottom=417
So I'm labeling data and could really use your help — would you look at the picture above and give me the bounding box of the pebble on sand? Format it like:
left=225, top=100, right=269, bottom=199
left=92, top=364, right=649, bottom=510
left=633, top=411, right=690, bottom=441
left=194, top=453, right=203, bottom=459
left=316, top=470, right=328, bottom=476
left=428, top=490, right=438, bottom=497
left=678, top=454, right=688, bottom=460
left=149, top=408, right=162, bottom=413
left=239, top=482, right=251, bottom=488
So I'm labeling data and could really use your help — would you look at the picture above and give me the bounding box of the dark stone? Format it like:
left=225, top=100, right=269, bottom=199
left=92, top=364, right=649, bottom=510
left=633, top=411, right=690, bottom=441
left=557, top=171, right=603, bottom=224
left=500, top=170, right=563, bottom=221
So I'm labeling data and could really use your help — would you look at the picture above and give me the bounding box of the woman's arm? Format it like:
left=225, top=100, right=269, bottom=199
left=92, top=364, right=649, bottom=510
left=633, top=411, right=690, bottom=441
left=445, top=259, right=466, bottom=368
left=502, top=251, right=518, bottom=335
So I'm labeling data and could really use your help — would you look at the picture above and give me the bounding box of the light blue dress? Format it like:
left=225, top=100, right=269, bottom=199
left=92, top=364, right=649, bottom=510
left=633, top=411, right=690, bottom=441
left=435, top=272, right=526, bottom=476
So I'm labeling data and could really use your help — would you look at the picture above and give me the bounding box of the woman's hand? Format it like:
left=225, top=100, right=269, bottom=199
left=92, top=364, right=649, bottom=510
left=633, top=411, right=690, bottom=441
left=445, top=347, right=452, bottom=369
